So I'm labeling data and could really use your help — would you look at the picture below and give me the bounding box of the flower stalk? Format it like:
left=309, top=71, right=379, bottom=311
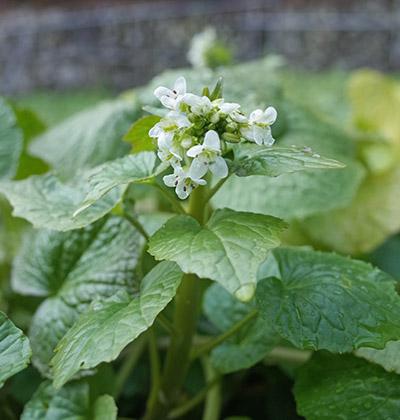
left=143, top=186, right=206, bottom=420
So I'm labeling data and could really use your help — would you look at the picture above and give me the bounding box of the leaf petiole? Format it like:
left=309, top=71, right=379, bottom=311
left=190, top=309, right=258, bottom=361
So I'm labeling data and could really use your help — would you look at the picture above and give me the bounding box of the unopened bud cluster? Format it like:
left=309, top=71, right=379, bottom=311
left=149, top=76, right=277, bottom=199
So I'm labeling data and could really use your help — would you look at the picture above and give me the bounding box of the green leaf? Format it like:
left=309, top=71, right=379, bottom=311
left=349, top=70, right=400, bottom=144
left=294, top=353, right=400, bottom=420
left=13, top=216, right=142, bottom=376
left=124, top=115, right=160, bottom=152
left=21, top=381, right=117, bottom=420
left=74, top=151, right=160, bottom=215
left=93, top=395, right=118, bottom=420
left=149, top=208, right=287, bottom=302
left=0, top=311, right=31, bottom=387
left=203, top=284, right=279, bottom=373
left=52, top=261, right=182, bottom=388
left=214, top=103, right=365, bottom=219
left=13, top=105, right=48, bottom=179
left=281, top=69, right=350, bottom=125
left=232, top=144, right=344, bottom=177
left=0, top=97, right=23, bottom=179
left=302, top=167, right=400, bottom=254
left=356, top=341, right=400, bottom=375
left=29, top=99, right=140, bottom=179
left=256, top=247, right=400, bottom=352
left=0, top=172, right=122, bottom=231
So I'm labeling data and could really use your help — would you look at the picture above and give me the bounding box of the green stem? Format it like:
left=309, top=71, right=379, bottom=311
left=204, top=174, right=230, bottom=203
left=123, top=213, right=150, bottom=241
left=191, top=309, right=258, bottom=361
left=156, top=313, right=177, bottom=336
left=143, top=186, right=206, bottom=420
left=152, top=182, right=186, bottom=215
left=168, top=377, right=220, bottom=419
left=145, top=329, right=162, bottom=412
left=265, top=346, right=312, bottom=366
left=114, top=334, right=147, bottom=399
left=201, top=358, right=221, bottom=420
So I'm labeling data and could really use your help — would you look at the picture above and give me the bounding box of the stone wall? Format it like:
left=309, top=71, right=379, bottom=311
left=0, top=0, right=398, bottom=94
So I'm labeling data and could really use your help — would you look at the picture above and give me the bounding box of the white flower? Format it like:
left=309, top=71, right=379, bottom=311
left=187, top=130, right=228, bottom=179
left=156, top=133, right=183, bottom=168
left=187, top=27, right=216, bottom=68
left=241, top=106, right=277, bottom=146
left=182, top=94, right=213, bottom=116
left=163, top=166, right=206, bottom=200
left=154, top=77, right=187, bottom=110
left=148, top=111, right=190, bottom=140
left=219, top=102, right=248, bottom=123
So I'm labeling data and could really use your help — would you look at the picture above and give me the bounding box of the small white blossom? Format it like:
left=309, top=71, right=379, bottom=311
left=187, top=27, right=217, bottom=68
left=187, top=130, right=228, bottom=179
left=149, top=112, right=190, bottom=140
left=241, top=106, right=277, bottom=146
left=219, top=102, right=248, bottom=123
left=182, top=94, right=213, bottom=116
left=163, top=166, right=206, bottom=200
left=154, top=77, right=187, bottom=110
left=156, top=133, right=183, bottom=168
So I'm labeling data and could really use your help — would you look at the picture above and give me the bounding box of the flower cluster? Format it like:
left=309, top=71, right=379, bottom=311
left=149, top=76, right=277, bottom=199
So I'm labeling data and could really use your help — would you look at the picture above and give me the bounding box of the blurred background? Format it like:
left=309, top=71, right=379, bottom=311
left=1, top=0, right=398, bottom=96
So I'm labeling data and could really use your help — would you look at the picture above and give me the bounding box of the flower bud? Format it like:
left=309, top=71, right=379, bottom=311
left=225, top=122, right=238, bottom=133
left=181, top=136, right=193, bottom=149
left=210, top=113, right=220, bottom=124
left=222, top=132, right=241, bottom=143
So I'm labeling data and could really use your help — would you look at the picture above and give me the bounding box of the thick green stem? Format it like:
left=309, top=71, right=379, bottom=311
left=143, top=186, right=206, bottom=420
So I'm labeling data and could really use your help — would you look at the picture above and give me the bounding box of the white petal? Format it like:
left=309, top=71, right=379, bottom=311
left=189, top=158, right=208, bottom=180
left=240, top=126, right=254, bottom=142
left=157, top=132, right=171, bottom=149
left=168, top=111, right=191, bottom=128
left=263, top=107, right=277, bottom=125
left=176, top=182, right=189, bottom=200
left=154, top=87, right=171, bottom=99
left=149, top=124, right=161, bottom=138
left=174, top=77, right=187, bottom=96
left=191, top=96, right=212, bottom=115
left=210, top=156, right=228, bottom=179
left=170, top=147, right=183, bottom=160
left=253, top=125, right=273, bottom=145
left=261, top=127, right=275, bottom=146
left=231, top=113, right=248, bottom=123
left=181, top=93, right=202, bottom=107
left=187, top=144, right=203, bottom=157
left=160, top=96, right=176, bottom=110
left=252, top=126, right=265, bottom=145
left=249, top=109, right=263, bottom=123
left=203, top=130, right=220, bottom=151
left=219, top=102, right=240, bottom=114
left=163, top=173, right=177, bottom=187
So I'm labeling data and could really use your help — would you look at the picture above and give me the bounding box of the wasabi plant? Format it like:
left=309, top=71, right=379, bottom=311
left=1, top=67, right=400, bottom=420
